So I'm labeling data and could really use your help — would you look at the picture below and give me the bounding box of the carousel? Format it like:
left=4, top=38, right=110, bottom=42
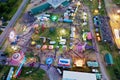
left=10, top=51, right=25, bottom=66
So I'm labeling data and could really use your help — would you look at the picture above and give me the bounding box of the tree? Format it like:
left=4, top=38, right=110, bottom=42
left=49, top=27, right=55, bottom=33
left=31, top=34, right=40, bottom=41
left=7, top=0, right=16, bottom=7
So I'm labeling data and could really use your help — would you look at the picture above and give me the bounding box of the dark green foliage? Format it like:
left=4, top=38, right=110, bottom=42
left=0, top=0, right=22, bottom=20
left=0, top=30, right=2, bottom=35
left=49, top=27, right=56, bottom=34
left=113, top=0, right=120, bottom=5
left=107, top=55, right=120, bottom=80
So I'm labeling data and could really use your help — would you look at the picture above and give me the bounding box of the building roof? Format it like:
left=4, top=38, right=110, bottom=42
left=31, top=0, right=70, bottom=15
left=105, top=53, right=113, bottom=65
left=31, top=2, right=51, bottom=15
left=96, top=73, right=102, bottom=79
left=47, top=0, right=66, bottom=8
left=87, top=32, right=92, bottom=40
left=87, top=61, right=99, bottom=67
left=62, top=71, right=97, bottom=80
left=61, top=1, right=70, bottom=7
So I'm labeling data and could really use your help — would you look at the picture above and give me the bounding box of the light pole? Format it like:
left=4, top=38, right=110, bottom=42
left=117, top=9, right=120, bottom=14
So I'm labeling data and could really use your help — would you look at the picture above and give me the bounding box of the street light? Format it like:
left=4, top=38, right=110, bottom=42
left=77, top=1, right=81, bottom=6
left=94, top=9, right=99, bottom=14
left=31, top=41, right=36, bottom=45
left=60, top=29, right=66, bottom=35
left=11, top=45, right=18, bottom=51
left=117, top=10, right=120, bottom=14
left=113, top=14, right=119, bottom=21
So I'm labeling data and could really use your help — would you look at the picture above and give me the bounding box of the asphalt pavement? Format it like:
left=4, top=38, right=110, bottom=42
left=85, top=6, right=110, bottom=80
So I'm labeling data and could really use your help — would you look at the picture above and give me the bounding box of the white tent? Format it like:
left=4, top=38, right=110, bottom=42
left=62, top=71, right=97, bottom=80
left=47, top=0, right=66, bottom=8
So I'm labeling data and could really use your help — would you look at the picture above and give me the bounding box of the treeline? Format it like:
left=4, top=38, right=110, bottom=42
left=0, top=0, right=22, bottom=20
left=113, top=0, right=120, bottom=5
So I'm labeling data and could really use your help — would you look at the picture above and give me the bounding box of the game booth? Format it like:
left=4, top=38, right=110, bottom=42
left=58, top=58, right=71, bottom=68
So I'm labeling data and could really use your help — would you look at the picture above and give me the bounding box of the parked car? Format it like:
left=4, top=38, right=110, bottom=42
left=95, top=32, right=100, bottom=37
left=0, top=54, right=6, bottom=57
left=95, top=28, right=99, bottom=32
left=92, top=69, right=99, bottom=73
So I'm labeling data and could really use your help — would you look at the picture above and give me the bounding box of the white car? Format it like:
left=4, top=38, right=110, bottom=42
left=92, top=69, right=99, bottom=73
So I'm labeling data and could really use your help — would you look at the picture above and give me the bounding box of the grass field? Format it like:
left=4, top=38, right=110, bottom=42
left=0, top=65, right=10, bottom=79
left=98, top=41, right=120, bottom=80
left=106, top=52, right=120, bottom=80
left=4, top=45, right=16, bottom=57
left=83, top=0, right=106, bottom=15
left=13, top=67, right=48, bottom=80
left=0, top=65, right=48, bottom=80
left=112, top=0, right=120, bottom=5
left=32, top=27, right=70, bottom=50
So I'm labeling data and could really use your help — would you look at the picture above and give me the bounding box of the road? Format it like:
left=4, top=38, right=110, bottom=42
left=47, top=66, right=61, bottom=80
left=84, top=6, right=110, bottom=80
left=104, top=0, right=120, bottom=49
left=0, top=0, right=29, bottom=46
